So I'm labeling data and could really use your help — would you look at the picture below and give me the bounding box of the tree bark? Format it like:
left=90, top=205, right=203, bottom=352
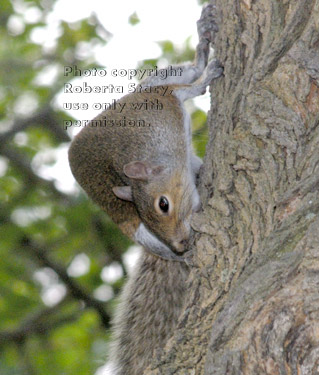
left=146, top=0, right=319, bottom=373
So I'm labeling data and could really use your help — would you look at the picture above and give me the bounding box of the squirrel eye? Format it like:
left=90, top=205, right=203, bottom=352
left=158, top=196, right=169, bottom=213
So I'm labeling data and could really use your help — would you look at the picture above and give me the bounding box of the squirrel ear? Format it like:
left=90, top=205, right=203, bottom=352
left=123, top=161, right=164, bottom=181
left=112, top=186, right=133, bottom=201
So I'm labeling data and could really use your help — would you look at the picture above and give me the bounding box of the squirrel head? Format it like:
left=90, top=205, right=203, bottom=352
left=113, top=160, right=200, bottom=254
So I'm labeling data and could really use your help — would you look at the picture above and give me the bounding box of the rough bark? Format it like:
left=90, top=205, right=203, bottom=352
left=145, top=0, right=319, bottom=374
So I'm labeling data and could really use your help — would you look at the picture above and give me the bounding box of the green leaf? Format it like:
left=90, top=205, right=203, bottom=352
left=128, top=12, right=140, bottom=26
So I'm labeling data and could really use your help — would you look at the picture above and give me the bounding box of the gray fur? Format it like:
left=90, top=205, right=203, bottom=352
left=109, top=253, right=189, bottom=375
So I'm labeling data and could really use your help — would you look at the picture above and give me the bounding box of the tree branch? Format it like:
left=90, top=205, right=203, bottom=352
left=253, top=0, right=315, bottom=82
left=0, top=304, right=79, bottom=346
left=0, top=105, right=70, bottom=145
left=1, top=145, right=71, bottom=202
left=146, top=1, right=319, bottom=373
left=21, top=236, right=111, bottom=329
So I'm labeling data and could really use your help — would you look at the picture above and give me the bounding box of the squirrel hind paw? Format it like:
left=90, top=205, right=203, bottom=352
left=205, top=59, right=224, bottom=83
left=197, top=3, right=219, bottom=42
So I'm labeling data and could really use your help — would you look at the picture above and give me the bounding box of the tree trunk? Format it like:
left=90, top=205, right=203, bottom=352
left=146, top=0, right=319, bottom=373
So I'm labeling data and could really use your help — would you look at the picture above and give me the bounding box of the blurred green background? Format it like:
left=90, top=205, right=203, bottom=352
left=0, top=0, right=208, bottom=374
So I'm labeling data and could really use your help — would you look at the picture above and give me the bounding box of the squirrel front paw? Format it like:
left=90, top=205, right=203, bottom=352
left=135, top=223, right=188, bottom=262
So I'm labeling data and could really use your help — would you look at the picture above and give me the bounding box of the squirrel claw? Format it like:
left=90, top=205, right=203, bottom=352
left=207, top=59, right=224, bottom=80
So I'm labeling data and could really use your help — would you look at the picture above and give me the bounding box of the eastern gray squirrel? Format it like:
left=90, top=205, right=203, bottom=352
left=68, top=4, right=222, bottom=374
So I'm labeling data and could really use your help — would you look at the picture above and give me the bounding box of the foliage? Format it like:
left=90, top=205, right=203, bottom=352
left=0, top=1, right=208, bottom=374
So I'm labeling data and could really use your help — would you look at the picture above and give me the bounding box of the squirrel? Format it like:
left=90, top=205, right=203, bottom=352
left=68, top=4, right=222, bottom=374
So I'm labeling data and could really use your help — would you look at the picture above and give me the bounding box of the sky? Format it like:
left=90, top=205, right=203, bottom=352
left=54, top=0, right=211, bottom=124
